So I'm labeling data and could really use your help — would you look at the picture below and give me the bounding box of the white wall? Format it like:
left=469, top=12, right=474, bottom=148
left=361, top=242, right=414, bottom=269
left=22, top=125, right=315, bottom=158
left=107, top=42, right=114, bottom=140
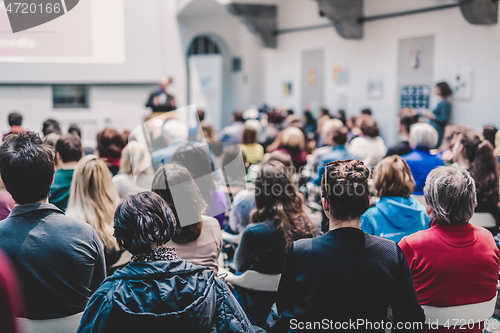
left=264, top=0, right=500, bottom=146
left=0, top=85, right=155, bottom=147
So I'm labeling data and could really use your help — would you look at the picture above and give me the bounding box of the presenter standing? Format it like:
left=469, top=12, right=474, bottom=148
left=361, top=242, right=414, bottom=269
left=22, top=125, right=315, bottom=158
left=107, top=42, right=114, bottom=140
left=146, top=77, right=177, bottom=112
left=421, top=82, right=453, bottom=147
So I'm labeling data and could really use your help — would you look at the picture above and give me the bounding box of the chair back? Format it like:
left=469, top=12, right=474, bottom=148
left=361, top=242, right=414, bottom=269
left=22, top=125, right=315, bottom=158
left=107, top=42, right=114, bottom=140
left=469, top=213, right=497, bottom=228
left=223, top=269, right=281, bottom=292
left=17, top=312, right=83, bottom=333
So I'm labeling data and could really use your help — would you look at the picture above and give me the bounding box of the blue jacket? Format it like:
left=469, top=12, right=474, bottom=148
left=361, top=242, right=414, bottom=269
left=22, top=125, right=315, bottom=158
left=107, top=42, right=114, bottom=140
left=312, top=146, right=359, bottom=186
left=402, top=148, right=443, bottom=195
left=77, top=260, right=260, bottom=333
left=361, top=196, right=429, bottom=243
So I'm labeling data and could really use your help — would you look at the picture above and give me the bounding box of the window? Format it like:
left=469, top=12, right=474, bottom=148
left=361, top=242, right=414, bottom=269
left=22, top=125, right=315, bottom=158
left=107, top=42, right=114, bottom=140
left=188, top=36, right=220, bottom=56
left=52, top=85, right=89, bottom=109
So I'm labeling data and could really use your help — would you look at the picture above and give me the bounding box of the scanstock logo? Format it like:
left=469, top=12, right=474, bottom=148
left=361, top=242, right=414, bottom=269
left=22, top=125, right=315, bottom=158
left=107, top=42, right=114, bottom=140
left=3, top=0, right=79, bottom=33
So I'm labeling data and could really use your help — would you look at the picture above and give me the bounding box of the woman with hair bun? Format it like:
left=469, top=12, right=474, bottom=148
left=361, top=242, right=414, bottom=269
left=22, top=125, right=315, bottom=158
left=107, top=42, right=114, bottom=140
left=272, top=159, right=425, bottom=331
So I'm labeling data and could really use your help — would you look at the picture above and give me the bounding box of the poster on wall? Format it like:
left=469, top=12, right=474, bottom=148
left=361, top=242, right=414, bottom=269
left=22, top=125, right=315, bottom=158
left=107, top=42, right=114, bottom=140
left=398, top=36, right=434, bottom=109
left=283, top=82, right=293, bottom=96
left=333, top=66, right=348, bottom=84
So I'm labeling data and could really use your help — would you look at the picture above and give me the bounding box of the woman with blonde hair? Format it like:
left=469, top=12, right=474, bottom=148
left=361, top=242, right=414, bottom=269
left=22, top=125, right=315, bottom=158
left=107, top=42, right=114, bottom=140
left=113, top=141, right=154, bottom=199
left=361, top=155, right=429, bottom=243
left=67, top=155, right=123, bottom=271
left=271, top=127, right=308, bottom=170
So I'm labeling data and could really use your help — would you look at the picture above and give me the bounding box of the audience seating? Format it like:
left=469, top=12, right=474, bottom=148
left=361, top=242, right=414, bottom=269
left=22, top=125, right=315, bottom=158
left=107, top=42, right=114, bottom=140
left=469, top=213, right=497, bottom=229
left=17, top=312, right=83, bottom=333
left=219, top=267, right=281, bottom=292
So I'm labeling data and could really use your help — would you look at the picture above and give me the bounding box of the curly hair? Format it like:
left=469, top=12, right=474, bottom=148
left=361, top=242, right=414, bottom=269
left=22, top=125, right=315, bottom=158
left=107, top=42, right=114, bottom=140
left=114, top=191, right=177, bottom=255
left=252, top=161, right=314, bottom=251
left=321, top=159, right=370, bottom=221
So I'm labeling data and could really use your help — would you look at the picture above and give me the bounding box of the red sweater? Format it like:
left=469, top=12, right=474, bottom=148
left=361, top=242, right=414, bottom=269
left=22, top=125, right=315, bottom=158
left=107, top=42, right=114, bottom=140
left=399, top=222, right=500, bottom=333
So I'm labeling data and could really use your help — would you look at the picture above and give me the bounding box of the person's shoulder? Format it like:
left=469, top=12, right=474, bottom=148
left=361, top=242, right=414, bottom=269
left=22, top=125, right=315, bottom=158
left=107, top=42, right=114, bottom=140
left=52, top=213, right=96, bottom=236
left=399, top=227, right=434, bottom=247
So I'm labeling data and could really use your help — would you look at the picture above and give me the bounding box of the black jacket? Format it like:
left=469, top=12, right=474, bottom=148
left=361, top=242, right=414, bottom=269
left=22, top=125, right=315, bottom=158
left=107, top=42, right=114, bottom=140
left=77, top=260, right=261, bottom=333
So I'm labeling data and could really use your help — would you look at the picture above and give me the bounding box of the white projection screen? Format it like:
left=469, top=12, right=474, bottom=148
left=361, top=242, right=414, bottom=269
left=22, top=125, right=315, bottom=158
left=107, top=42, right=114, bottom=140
left=0, top=0, right=163, bottom=83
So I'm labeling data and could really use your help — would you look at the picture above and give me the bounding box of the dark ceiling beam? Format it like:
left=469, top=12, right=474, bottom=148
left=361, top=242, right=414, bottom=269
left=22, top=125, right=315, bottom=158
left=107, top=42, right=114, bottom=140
left=225, top=3, right=277, bottom=48
left=313, top=0, right=363, bottom=39
left=459, top=0, right=498, bottom=25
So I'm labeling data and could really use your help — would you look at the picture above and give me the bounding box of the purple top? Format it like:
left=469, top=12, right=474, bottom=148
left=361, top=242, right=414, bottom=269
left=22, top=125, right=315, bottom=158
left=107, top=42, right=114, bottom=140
left=0, top=192, right=14, bottom=221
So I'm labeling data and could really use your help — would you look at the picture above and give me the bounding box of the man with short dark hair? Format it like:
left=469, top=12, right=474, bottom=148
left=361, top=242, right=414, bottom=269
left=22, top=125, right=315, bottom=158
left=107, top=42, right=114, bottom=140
left=3, top=112, right=24, bottom=141
left=386, top=108, right=420, bottom=157
left=0, top=132, right=105, bottom=320
left=50, top=134, right=83, bottom=211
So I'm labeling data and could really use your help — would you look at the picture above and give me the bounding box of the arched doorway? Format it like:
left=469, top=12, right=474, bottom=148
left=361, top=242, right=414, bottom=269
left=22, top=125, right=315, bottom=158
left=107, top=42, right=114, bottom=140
left=187, top=35, right=223, bottom=131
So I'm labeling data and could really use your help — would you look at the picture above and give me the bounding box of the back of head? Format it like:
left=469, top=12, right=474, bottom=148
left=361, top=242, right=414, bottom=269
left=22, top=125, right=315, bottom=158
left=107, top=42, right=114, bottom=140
left=253, top=161, right=312, bottom=250
left=399, top=108, right=419, bottom=133
left=242, top=125, right=258, bottom=145
left=233, top=110, right=244, bottom=122
left=470, top=140, right=500, bottom=204
left=67, top=155, right=120, bottom=249
left=68, top=124, right=82, bottom=139
left=8, top=112, right=22, bottom=127
left=196, top=109, right=205, bottom=122
left=321, top=118, right=344, bottom=137
left=437, top=81, right=453, bottom=98
left=280, top=126, right=305, bottom=151
left=162, top=119, right=188, bottom=144
left=201, top=121, right=218, bottom=143
left=358, top=115, right=379, bottom=138
left=495, top=131, right=500, bottom=156
left=42, top=119, right=61, bottom=136
left=321, top=159, right=370, bottom=221
left=410, top=123, right=438, bottom=149
left=0, top=132, right=54, bottom=204
left=151, top=164, right=206, bottom=244
left=97, top=128, right=125, bottom=159
left=229, top=190, right=256, bottom=234
left=120, top=141, right=153, bottom=176
left=424, top=166, right=476, bottom=225
left=330, top=126, right=349, bottom=146
left=482, top=125, right=498, bottom=148
left=56, top=134, right=83, bottom=163
left=373, top=156, right=415, bottom=198
left=114, top=192, right=177, bottom=255
left=361, top=108, right=372, bottom=116
left=261, top=151, right=294, bottom=170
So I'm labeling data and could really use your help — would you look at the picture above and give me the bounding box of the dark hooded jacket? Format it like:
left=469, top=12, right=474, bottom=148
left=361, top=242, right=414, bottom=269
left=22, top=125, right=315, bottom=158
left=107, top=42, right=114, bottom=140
left=77, top=260, right=260, bottom=333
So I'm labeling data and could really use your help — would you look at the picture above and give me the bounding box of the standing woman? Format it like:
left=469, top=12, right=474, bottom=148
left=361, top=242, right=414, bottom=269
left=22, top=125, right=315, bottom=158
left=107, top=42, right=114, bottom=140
left=423, top=82, right=453, bottom=147
left=67, top=155, right=123, bottom=271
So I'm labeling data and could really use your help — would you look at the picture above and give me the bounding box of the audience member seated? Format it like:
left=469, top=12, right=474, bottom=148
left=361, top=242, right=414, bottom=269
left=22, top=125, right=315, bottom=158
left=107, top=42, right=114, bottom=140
left=316, top=108, right=331, bottom=135
left=271, top=159, right=425, bottom=331
left=303, top=111, right=317, bottom=140
left=311, top=118, right=344, bottom=167
left=151, top=119, right=190, bottom=167
left=0, top=132, right=105, bottom=319
left=494, top=130, right=500, bottom=167
left=0, top=249, right=23, bottom=333
left=219, top=110, right=245, bottom=144
left=361, top=156, right=429, bottom=242
left=399, top=166, right=500, bottom=333
left=435, top=124, right=469, bottom=162
left=49, top=134, right=83, bottom=211
left=42, top=118, right=62, bottom=137
left=0, top=184, right=14, bottom=221
left=234, top=161, right=316, bottom=327
left=346, top=115, right=361, bottom=141
left=271, top=127, right=308, bottom=171
left=348, top=115, right=387, bottom=167
left=259, top=110, right=284, bottom=151
left=172, top=142, right=227, bottom=228
left=451, top=130, right=500, bottom=233
left=3, top=112, right=24, bottom=141
left=67, top=155, right=123, bottom=271
left=312, top=125, right=358, bottom=186
left=240, top=125, right=264, bottom=164
left=68, top=124, right=82, bottom=138
left=402, top=123, right=443, bottom=195
left=97, top=128, right=125, bottom=176
left=77, top=192, right=259, bottom=333
left=227, top=189, right=256, bottom=237
left=200, top=121, right=218, bottom=143
left=483, top=125, right=498, bottom=148
left=113, top=141, right=154, bottom=199
left=386, top=108, right=419, bottom=157
left=152, top=164, right=222, bottom=273
left=189, top=109, right=205, bottom=141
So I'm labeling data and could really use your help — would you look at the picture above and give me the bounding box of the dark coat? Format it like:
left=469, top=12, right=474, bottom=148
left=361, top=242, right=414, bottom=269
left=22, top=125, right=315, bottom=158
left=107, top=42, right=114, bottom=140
left=77, top=260, right=260, bottom=333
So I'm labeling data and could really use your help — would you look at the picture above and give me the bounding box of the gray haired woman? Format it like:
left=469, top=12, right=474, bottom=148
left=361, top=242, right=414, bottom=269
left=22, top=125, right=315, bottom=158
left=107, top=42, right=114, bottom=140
left=399, top=166, right=500, bottom=331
